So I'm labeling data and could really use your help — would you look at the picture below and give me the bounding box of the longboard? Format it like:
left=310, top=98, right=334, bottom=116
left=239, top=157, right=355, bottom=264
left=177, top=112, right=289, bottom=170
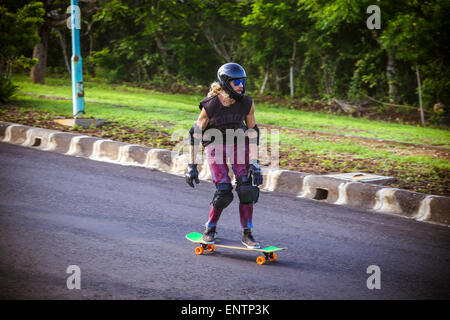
left=186, top=232, right=286, bottom=265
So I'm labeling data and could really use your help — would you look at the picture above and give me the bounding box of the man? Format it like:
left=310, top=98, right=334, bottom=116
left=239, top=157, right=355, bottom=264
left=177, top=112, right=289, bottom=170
left=186, top=63, right=263, bottom=249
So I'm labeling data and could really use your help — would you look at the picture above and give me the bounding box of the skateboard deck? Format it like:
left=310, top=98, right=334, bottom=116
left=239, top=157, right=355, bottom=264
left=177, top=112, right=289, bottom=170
left=186, top=232, right=286, bottom=265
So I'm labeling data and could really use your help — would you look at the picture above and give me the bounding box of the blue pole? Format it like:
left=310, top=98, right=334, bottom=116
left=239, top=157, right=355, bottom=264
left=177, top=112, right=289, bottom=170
left=70, top=0, right=84, bottom=117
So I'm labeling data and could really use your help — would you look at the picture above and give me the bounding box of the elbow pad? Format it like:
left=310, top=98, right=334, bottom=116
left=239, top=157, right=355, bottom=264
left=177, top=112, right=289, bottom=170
left=247, top=124, right=260, bottom=146
left=189, top=123, right=203, bottom=146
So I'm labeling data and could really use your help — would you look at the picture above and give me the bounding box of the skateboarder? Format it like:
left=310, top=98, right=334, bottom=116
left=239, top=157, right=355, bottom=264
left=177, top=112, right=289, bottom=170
left=186, top=63, right=263, bottom=249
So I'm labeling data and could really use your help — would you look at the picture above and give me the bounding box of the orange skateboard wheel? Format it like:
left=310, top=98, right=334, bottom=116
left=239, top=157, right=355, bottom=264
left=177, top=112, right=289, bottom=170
left=256, top=256, right=266, bottom=265
left=207, top=245, right=215, bottom=252
left=269, top=253, right=277, bottom=261
left=195, top=246, right=204, bottom=255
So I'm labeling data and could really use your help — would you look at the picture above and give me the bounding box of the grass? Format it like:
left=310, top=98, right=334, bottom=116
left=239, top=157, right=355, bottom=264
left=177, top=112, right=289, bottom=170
left=13, top=74, right=202, bottom=129
left=255, top=105, right=450, bottom=147
left=2, top=74, right=449, bottom=196
left=13, top=74, right=450, bottom=147
left=280, top=133, right=449, bottom=170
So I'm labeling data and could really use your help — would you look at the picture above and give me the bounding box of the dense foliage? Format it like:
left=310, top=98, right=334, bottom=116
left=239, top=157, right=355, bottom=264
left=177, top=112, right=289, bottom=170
left=1, top=0, right=449, bottom=122
left=0, top=1, right=44, bottom=100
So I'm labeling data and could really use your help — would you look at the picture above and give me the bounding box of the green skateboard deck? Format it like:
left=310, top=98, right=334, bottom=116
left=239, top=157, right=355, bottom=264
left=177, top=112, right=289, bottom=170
left=186, top=232, right=286, bottom=265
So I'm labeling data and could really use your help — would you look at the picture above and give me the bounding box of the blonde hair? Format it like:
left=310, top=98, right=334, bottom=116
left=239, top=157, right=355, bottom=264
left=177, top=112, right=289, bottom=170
left=207, top=81, right=235, bottom=104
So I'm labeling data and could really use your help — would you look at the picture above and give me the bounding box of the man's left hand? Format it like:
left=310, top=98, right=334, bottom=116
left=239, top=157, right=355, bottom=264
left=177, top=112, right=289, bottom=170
left=248, top=160, right=263, bottom=186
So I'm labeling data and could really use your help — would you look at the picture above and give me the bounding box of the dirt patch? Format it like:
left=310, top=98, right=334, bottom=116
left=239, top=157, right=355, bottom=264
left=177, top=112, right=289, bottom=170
left=0, top=104, right=177, bottom=149
left=272, top=127, right=450, bottom=162
left=260, top=123, right=450, bottom=154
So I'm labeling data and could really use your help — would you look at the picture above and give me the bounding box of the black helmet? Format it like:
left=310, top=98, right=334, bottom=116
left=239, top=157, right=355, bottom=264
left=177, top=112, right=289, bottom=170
left=217, top=63, right=247, bottom=100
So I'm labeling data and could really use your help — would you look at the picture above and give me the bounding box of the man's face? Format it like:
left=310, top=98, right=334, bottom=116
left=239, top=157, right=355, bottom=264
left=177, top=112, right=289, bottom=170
left=229, top=79, right=245, bottom=94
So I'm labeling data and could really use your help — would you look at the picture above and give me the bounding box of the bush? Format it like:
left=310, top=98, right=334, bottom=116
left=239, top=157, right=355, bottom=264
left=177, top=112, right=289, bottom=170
left=0, top=76, right=18, bottom=102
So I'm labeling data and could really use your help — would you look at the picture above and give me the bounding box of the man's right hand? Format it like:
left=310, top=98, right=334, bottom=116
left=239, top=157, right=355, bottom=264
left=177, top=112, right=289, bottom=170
left=186, top=164, right=200, bottom=188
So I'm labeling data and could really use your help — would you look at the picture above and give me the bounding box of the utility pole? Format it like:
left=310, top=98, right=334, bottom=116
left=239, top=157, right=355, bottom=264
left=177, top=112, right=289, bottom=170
left=55, top=1, right=103, bottom=128
left=70, top=0, right=84, bottom=117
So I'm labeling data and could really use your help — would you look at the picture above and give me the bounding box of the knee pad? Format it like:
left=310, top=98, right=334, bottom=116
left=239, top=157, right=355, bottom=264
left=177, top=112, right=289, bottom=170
left=236, top=175, right=260, bottom=204
left=211, top=183, right=234, bottom=210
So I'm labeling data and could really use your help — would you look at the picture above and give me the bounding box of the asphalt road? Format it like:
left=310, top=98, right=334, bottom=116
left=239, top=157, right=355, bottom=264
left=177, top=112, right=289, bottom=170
left=1, top=141, right=449, bottom=300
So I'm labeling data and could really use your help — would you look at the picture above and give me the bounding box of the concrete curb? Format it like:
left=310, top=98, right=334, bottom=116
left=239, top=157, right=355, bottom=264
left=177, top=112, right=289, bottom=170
left=1, top=121, right=449, bottom=227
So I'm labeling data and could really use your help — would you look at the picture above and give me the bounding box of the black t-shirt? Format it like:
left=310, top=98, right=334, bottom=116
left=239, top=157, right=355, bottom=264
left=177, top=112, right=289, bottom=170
left=199, top=94, right=253, bottom=147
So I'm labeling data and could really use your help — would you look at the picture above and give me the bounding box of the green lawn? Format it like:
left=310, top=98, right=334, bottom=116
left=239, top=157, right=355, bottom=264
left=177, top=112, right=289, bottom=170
left=280, top=132, right=449, bottom=169
left=13, top=74, right=450, bottom=147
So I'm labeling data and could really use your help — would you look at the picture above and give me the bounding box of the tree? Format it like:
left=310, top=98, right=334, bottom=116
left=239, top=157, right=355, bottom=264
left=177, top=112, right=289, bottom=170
left=26, top=0, right=447, bottom=126
left=242, top=0, right=309, bottom=96
left=379, top=0, right=450, bottom=122
left=299, top=0, right=382, bottom=100
left=29, top=0, right=99, bottom=84
left=0, top=1, right=44, bottom=78
left=0, top=1, right=44, bottom=101
left=193, top=0, right=247, bottom=63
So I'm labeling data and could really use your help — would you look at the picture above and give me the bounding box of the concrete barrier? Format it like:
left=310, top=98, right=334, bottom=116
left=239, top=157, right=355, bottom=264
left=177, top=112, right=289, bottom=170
left=22, top=127, right=56, bottom=150
left=66, top=136, right=102, bottom=157
left=417, top=196, right=450, bottom=226
left=3, top=124, right=31, bottom=145
left=121, top=145, right=151, bottom=166
left=262, top=169, right=308, bottom=196
left=1, top=121, right=448, bottom=227
left=0, top=121, right=11, bottom=140
left=260, top=167, right=279, bottom=191
left=342, top=182, right=384, bottom=210
left=373, top=188, right=429, bottom=219
left=274, top=170, right=309, bottom=196
left=49, top=132, right=80, bottom=153
left=301, top=175, right=345, bottom=203
left=170, top=152, right=191, bottom=175
left=96, top=140, right=129, bottom=161
left=146, top=148, right=173, bottom=172
left=392, top=189, right=428, bottom=218
left=373, top=188, right=403, bottom=215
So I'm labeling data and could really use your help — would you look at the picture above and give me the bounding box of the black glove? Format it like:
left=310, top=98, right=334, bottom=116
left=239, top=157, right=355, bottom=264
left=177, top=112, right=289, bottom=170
left=247, top=161, right=263, bottom=186
left=186, top=163, right=200, bottom=188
